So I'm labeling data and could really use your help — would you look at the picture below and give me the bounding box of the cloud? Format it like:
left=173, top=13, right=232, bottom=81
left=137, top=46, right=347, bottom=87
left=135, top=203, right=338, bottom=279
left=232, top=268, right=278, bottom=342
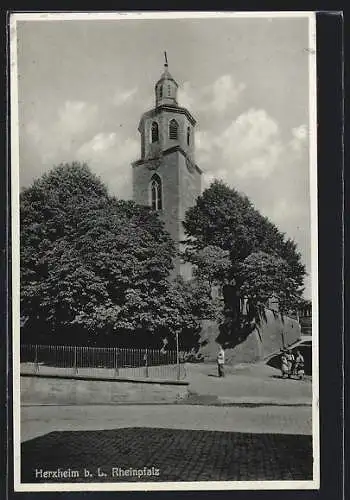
left=25, top=121, right=42, bottom=144
left=113, top=87, right=137, bottom=107
left=56, top=101, right=98, bottom=139
left=21, top=96, right=141, bottom=198
left=178, top=74, right=245, bottom=115
left=211, top=75, right=246, bottom=112
left=25, top=100, right=99, bottom=164
left=76, top=132, right=139, bottom=199
left=196, top=108, right=283, bottom=181
left=219, top=109, right=283, bottom=179
left=290, top=124, right=308, bottom=154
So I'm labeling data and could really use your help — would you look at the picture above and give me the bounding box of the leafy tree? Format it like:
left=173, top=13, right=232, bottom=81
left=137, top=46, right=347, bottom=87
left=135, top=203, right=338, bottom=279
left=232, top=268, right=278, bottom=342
left=184, top=245, right=231, bottom=287
left=183, top=180, right=306, bottom=346
left=20, top=162, right=205, bottom=347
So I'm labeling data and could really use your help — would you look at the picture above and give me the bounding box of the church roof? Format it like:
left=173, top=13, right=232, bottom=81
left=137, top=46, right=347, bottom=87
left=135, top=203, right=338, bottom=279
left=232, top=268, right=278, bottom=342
left=156, top=66, right=179, bottom=87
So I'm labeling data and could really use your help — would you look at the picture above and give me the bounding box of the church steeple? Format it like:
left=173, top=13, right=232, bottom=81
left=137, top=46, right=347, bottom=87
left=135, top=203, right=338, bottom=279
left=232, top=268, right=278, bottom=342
left=136, top=55, right=197, bottom=163
left=132, top=56, right=202, bottom=279
left=155, top=52, right=178, bottom=107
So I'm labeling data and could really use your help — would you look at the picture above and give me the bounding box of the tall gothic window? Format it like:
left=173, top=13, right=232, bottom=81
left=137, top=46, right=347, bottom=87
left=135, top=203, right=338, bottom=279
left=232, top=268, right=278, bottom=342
left=150, top=174, right=162, bottom=211
left=187, top=126, right=191, bottom=145
left=169, top=119, right=178, bottom=140
left=159, top=86, right=163, bottom=100
left=151, top=121, right=159, bottom=143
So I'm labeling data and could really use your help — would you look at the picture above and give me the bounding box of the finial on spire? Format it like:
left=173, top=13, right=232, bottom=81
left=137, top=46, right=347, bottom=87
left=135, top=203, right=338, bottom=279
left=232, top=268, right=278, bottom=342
left=164, top=51, right=168, bottom=68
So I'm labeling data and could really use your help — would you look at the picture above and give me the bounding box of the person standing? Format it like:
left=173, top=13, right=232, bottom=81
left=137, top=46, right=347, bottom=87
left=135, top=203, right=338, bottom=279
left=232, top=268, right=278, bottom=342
left=286, top=349, right=294, bottom=378
left=280, top=349, right=289, bottom=378
left=294, top=349, right=305, bottom=380
left=217, top=346, right=225, bottom=377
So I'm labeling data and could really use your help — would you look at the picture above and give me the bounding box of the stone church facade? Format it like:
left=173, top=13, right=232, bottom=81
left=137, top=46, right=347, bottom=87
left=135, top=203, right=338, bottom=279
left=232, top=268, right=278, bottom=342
left=132, top=61, right=202, bottom=278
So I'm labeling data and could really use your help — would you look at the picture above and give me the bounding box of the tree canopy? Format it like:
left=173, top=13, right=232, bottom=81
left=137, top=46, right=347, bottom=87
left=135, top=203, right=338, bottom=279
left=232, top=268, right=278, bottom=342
left=20, top=162, right=204, bottom=347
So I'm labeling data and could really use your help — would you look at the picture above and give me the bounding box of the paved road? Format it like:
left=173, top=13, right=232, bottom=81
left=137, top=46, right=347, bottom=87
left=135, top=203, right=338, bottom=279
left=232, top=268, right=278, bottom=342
left=21, top=403, right=312, bottom=443
left=21, top=427, right=313, bottom=482
left=186, top=362, right=312, bottom=405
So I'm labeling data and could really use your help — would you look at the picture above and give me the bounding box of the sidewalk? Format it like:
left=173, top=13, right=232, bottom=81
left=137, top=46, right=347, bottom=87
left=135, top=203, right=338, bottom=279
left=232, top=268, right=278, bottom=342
left=185, top=362, right=313, bottom=406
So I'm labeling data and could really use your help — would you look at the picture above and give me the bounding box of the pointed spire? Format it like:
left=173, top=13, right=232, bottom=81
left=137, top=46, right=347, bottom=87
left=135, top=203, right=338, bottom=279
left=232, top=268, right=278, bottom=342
left=155, top=52, right=178, bottom=107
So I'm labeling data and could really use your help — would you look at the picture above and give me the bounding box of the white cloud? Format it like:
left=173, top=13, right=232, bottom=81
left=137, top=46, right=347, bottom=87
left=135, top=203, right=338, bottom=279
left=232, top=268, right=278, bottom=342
left=76, top=132, right=139, bottom=199
left=178, top=81, right=195, bottom=110
left=56, top=101, right=98, bottom=139
left=22, top=100, right=139, bottom=199
left=78, top=132, right=117, bottom=154
left=178, top=74, right=245, bottom=115
left=211, top=75, right=246, bottom=112
left=25, top=100, right=99, bottom=164
left=290, top=124, right=308, bottom=154
left=113, top=87, right=138, bottom=107
left=197, top=108, right=283, bottom=181
left=25, top=121, right=42, bottom=144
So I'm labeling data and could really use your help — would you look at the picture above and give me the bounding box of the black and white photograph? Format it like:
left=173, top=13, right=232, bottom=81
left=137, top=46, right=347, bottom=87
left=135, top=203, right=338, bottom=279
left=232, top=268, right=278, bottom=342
left=10, top=11, right=319, bottom=491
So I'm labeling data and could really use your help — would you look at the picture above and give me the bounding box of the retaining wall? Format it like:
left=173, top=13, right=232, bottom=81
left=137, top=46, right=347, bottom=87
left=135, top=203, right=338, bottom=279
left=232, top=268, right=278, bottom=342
left=21, top=374, right=189, bottom=405
left=200, top=310, right=301, bottom=365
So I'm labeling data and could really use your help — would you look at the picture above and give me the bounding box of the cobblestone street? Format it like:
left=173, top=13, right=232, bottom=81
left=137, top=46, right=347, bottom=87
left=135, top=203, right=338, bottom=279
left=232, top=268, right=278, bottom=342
left=21, top=427, right=312, bottom=482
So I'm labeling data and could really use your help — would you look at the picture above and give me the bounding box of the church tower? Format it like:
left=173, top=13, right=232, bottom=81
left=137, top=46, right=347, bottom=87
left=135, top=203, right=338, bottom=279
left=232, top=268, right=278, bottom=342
left=132, top=55, right=202, bottom=278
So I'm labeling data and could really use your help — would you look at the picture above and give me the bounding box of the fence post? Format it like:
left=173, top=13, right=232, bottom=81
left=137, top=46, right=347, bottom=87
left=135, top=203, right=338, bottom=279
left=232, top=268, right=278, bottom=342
left=281, top=331, right=286, bottom=349
left=73, top=346, right=78, bottom=375
left=144, top=348, right=149, bottom=378
left=176, top=332, right=180, bottom=380
left=114, top=348, right=119, bottom=377
left=34, top=345, right=39, bottom=374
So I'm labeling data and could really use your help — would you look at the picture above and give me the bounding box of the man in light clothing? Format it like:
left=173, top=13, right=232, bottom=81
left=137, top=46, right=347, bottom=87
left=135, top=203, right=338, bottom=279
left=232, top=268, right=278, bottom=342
left=217, top=346, right=225, bottom=377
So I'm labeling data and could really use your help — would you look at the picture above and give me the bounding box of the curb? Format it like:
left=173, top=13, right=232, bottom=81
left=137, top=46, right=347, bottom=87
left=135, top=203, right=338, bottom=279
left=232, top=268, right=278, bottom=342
left=21, top=400, right=312, bottom=408
left=20, top=372, right=189, bottom=386
left=217, top=397, right=312, bottom=407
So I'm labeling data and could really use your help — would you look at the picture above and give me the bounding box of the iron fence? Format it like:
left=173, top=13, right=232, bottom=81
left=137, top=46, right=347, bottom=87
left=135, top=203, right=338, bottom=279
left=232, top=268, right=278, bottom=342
left=20, top=344, right=186, bottom=380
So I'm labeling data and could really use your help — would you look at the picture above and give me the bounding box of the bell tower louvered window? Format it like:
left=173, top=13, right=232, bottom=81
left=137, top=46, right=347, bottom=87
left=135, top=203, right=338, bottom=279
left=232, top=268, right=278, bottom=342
left=151, top=121, right=159, bottom=143
left=150, top=174, right=162, bottom=211
left=169, top=119, right=178, bottom=140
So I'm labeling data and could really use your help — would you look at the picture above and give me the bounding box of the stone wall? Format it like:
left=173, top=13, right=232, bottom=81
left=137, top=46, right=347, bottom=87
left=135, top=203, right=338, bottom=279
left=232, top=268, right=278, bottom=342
left=199, top=310, right=301, bottom=365
left=21, top=375, right=189, bottom=405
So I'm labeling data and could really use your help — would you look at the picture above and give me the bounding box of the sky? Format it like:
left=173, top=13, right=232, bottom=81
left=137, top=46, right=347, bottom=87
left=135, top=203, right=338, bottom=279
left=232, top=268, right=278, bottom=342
left=15, top=13, right=315, bottom=298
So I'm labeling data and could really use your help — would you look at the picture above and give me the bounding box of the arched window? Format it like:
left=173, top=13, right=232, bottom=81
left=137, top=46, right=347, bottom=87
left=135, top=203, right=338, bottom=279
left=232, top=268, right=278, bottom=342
left=159, top=86, right=163, bottom=99
left=187, top=126, right=191, bottom=146
left=168, top=85, right=171, bottom=96
left=151, top=122, right=159, bottom=143
left=150, top=174, right=162, bottom=211
left=169, top=119, right=178, bottom=140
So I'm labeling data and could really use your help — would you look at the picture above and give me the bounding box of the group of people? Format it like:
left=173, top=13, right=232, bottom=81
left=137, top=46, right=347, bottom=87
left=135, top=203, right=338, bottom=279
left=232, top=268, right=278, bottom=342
left=215, top=345, right=305, bottom=380
left=280, top=348, right=305, bottom=380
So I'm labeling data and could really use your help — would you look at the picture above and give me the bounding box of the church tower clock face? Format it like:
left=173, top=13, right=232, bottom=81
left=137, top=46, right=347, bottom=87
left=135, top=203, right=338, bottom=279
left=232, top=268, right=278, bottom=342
left=132, top=54, right=202, bottom=278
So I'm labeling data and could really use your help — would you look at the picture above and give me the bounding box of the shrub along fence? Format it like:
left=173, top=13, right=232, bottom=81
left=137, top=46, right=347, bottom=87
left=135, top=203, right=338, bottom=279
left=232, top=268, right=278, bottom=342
left=20, top=344, right=186, bottom=381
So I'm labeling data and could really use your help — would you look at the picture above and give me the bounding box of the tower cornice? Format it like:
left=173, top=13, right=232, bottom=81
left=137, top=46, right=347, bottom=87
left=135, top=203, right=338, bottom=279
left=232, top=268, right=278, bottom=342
left=138, top=105, right=196, bottom=131
left=132, top=145, right=202, bottom=175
